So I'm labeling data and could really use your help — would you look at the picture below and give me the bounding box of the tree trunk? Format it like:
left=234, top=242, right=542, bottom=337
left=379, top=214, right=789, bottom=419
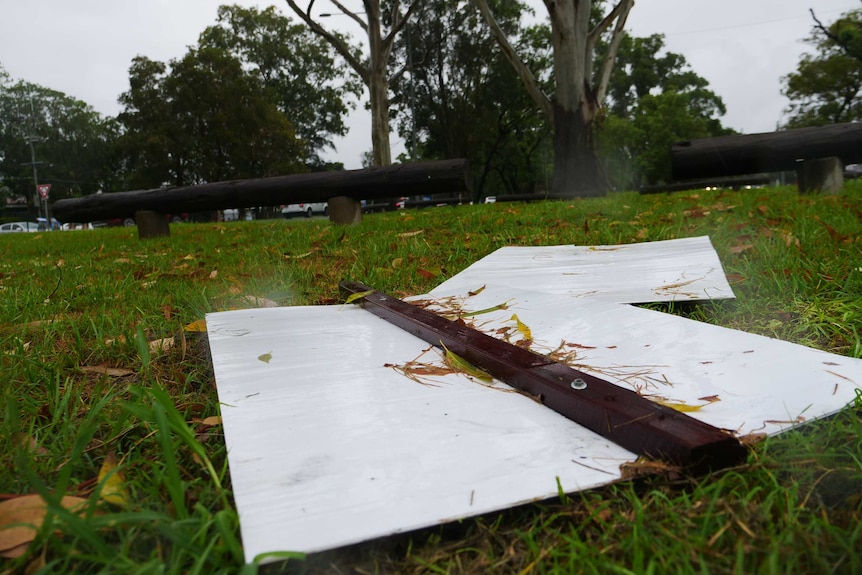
left=548, top=1, right=603, bottom=197
left=369, top=54, right=392, bottom=167
left=551, top=103, right=603, bottom=197
left=367, top=4, right=392, bottom=167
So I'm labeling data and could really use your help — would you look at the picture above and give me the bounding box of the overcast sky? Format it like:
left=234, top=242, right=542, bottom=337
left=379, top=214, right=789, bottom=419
left=1, top=0, right=859, bottom=168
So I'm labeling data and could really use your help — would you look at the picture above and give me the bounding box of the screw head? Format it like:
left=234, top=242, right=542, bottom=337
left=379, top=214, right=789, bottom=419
left=570, top=378, right=587, bottom=390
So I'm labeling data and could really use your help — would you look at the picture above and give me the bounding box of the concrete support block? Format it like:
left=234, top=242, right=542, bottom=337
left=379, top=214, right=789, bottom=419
left=797, top=157, right=844, bottom=195
left=135, top=210, right=170, bottom=238
left=327, top=196, right=362, bottom=225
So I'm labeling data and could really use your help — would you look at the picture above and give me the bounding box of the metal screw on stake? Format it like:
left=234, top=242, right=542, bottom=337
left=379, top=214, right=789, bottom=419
left=570, top=378, right=587, bottom=390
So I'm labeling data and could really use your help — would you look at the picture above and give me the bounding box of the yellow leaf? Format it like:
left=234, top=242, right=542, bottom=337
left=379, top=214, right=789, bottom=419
left=509, top=314, right=533, bottom=341
left=258, top=352, right=273, bottom=363
left=184, top=319, right=208, bottom=333
left=345, top=290, right=375, bottom=305
left=655, top=400, right=704, bottom=413
left=0, top=494, right=88, bottom=558
left=97, top=453, right=130, bottom=507
left=441, top=342, right=493, bottom=383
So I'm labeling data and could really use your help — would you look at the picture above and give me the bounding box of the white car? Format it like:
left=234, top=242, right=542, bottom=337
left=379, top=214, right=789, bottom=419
left=282, top=202, right=327, bottom=218
left=0, top=221, right=40, bottom=233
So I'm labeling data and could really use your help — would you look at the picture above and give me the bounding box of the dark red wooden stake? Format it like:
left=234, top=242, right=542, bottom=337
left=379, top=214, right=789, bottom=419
left=340, top=281, right=747, bottom=474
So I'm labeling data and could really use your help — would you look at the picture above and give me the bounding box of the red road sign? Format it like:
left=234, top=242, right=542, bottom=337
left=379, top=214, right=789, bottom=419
left=37, top=184, right=52, bottom=199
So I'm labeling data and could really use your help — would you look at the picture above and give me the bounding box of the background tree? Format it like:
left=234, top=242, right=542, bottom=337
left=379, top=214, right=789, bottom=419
left=117, top=47, right=305, bottom=189
left=198, top=4, right=361, bottom=168
left=389, top=0, right=553, bottom=199
left=782, top=8, right=862, bottom=127
left=284, top=0, right=421, bottom=167
left=597, top=33, right=731, bottom=188
left=473, top=0, right=634, bottom=198
left=0, top=69, right=119, bottom=212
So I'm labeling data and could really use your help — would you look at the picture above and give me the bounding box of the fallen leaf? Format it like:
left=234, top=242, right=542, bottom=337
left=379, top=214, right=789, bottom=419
left=441, top=343, right=493, bottom=383
left=729, top=244, right=754, bottom=254
left=391, top=257, right=403, bottom=269
left=209, top=270, right=218, bottom=279
left=344, top=290, right=375, bottom=305
left=417, top=267, right=441, bottom=279
left=655, top=400, right=704, bottom=412
left=79, top=365, right=135, bottom=377
left=149, top=337, right=174, bottom=354
left=398, top=230, right=424, bottom=238
left=17, top=435, right=48, bottom=456
left=467, top=285, right=486, bottom=297
left=0, top=495, right=88, bottom=558
left=195, top=416, right=222, bottom=427
left=97, top=453, right=130, bottom=507
left=183, top=319, right=208, bottom=333
left=258, top=352, right=273, bottom=363
left=509, top=314, right=533, bottom=341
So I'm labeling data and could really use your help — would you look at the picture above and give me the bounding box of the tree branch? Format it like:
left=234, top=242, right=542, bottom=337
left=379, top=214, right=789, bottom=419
left=383, top=0, right=421, bottom=58
left=594, top=0, right=634, bottom=105
left=283, top=0, right=369, bottom=83
left=472, top=0, right=553, bottom=126
left=330, top=0, right=368, bottom=32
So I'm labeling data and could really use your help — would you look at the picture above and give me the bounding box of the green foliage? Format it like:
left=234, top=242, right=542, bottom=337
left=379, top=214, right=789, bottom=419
left=198, top=5, right=362, bottom=166
left=782, top=9, right=862, bottom=128
left=117, top=46, right=306, bottom=189
left=390, top=0, right=552, bottom=199
left=597, top=33, right=731, bottom=189
left=117, top=4, right=359, bottom=189
left=0, top=66, right=121, bottom=203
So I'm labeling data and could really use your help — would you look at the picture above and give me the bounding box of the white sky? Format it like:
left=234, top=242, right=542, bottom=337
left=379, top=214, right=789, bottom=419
left=0, top=0, right=859, bottom=169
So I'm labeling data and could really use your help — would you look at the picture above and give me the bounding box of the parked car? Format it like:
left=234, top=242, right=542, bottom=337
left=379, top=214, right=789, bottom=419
left=0, top=221, right=40, bottom=233
left=61, top=222, right=95, bottom=231
left=282, top=202, right=327, bottom=218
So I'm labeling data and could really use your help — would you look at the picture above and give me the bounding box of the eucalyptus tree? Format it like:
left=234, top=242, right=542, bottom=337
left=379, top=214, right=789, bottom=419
left=283, top=0, right=421, bottom=167
left=473, top=0, right=634, bottom=197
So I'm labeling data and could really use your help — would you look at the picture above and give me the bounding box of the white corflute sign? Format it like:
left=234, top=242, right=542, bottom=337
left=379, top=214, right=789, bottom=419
left=205, top=236, right=862, bottom=562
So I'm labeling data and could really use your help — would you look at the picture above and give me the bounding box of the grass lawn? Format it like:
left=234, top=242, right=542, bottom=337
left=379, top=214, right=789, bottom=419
left=0, top=183, right=860, bottom=574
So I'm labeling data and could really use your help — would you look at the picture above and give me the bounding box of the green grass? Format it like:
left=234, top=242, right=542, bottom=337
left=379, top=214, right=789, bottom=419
left=0, top=183, right=860, bottom=574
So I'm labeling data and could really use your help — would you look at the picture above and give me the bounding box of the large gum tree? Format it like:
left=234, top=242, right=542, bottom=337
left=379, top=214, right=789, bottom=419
left=283, top=0, right=421, bottom=167
left=473, top=0, right=634, bottom=197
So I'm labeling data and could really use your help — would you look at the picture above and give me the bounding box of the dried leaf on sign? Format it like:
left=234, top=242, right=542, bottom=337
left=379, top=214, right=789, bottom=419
left=344, top=290, right=375, bottom=305
left=509, top=314, right=533, bottom=342
left=258, top=352, right=273, bottom=363
left=441, top=342, right=493, bottom=383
